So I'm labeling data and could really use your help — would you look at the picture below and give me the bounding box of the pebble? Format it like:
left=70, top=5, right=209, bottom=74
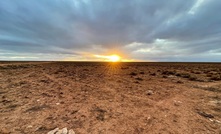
left=47, top=128, right=59, bottom=134
left=146, top=90, right=153, bottom=95
left=55, top=129, right=62, bottom=134
left=27, top=125, right=33, bottom=128
left=61, top=127, right=68, bottom=134
left=69, top=129, right=75, bottom=134
left=215, top=120, right=221, bottom=124
left=174, top=100, right=182, bottom=106
left=209, top=119, right=221, bottom=124
left=47, top=128, right=75, bottom=134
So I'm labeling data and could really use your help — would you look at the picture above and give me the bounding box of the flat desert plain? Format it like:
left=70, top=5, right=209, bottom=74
left=0, top=62, right=221, bottom=134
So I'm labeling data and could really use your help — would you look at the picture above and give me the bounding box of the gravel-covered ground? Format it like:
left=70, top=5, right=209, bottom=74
left=0, top=62, right=221, bottom=134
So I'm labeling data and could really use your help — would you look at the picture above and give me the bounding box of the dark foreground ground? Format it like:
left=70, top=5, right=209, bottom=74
left=0, top=62, right=221, bottom=134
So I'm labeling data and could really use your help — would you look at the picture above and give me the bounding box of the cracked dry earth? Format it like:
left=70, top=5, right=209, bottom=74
left=0, top=62, right=221, bottom=134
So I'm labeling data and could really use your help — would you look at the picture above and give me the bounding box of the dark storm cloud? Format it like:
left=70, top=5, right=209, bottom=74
left=0, top=0, right=220, bottom=61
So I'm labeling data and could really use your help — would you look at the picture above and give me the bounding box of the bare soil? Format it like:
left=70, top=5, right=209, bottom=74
left=0, top=62, right=221, bottom=134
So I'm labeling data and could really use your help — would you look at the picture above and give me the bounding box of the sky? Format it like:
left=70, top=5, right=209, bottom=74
left=0, top=0, right=221, bottom=62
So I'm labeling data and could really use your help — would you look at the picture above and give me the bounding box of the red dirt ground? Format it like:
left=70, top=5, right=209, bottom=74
left=0, top=62, right=221, bottom=134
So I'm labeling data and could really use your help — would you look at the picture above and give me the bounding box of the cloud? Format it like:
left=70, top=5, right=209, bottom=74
left=0, top=0, right=220, bottom=61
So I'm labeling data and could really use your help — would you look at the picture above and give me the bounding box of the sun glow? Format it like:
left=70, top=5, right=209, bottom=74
left=108, top=55, right=121, bottom=62
left=94, top=54, right=122, bottom=62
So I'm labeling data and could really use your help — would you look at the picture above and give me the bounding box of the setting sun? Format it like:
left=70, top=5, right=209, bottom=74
left=94, top=54, right=122, bottom=62
left=108, top=55, right=121, bottom=62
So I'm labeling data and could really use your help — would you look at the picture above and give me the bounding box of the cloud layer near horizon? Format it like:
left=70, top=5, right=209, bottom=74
left=0, top=0, right=221, bottom=61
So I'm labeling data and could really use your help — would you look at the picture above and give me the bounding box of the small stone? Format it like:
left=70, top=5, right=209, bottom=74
left=197, top=111, right=214, bottom=118
left=209, top=118, right=213, bottom=122
left=146, top=90, right=153, bottom=95
left=61, top=127, right=68, bottom=134
left=168, top=75, right=175, bottom=78
left=55, top=129, right=62, bottom=134
left=27, top=125, right=33, bottom=128
left=68, top=129, right=75, bottom=134
left=215, top=120, right=221, bottom=124
left=174, top=100, right=182, bottom=106
left=56, top=103, right=60, bottom=105
left=47, top=128, right=59, bottom=134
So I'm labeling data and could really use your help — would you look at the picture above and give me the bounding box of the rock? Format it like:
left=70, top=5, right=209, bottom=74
left=215, top=119, right=221, bottom=124
left=48, top=128, right=74, bottom=134
left=197, top=111, right=214, bottom=118
left=61, top=127, right=68, bottom=134
left=47, top=128, right=59, bottom=134
left=168, top=75, right=175, bottom=78
left=173, top=100, right=182, bottom=106
left=146, top=90, right=153, bottom=95
left=27, top=125, right=33, bottom=128
left=55, top=129, right=62, bottom=134
left=68, top=129, right=75, bottom=134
